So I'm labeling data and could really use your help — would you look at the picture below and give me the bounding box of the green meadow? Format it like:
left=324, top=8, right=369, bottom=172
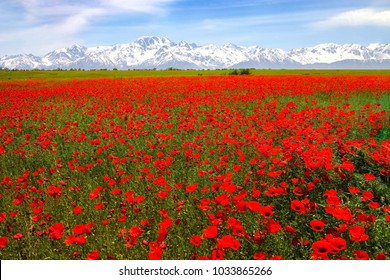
left=1, top=68, right=390, bottom=80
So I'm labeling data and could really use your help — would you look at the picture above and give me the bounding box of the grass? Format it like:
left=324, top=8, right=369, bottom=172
left=1, top=69, right=390, bottom=80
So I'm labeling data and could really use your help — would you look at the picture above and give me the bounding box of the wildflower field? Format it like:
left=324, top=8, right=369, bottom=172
left=0, top=74, right=389, bottom=260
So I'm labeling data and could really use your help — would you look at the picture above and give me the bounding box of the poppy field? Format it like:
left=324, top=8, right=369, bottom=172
left=0, top=74, right=389, bottom=260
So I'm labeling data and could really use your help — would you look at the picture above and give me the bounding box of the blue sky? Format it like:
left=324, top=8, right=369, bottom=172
left=1, top=0, right=390, bottom=55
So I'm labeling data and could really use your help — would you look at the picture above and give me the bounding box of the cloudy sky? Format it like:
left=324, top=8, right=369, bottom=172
left=1, top=0, right=390, bottom=56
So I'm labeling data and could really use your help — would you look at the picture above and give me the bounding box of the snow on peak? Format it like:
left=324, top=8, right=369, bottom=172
left=178, top=40, right=196, bottom=49
left=134, top=36, right=174, bottom=49
left=1, top=37, right=390, bottom=70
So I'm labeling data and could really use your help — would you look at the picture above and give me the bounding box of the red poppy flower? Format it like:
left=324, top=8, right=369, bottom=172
left=307, top=182, right=315, bottom=191
left=140, top=219, right=150, bottom=227
left=231, top=224, right=245, bottom=236
left=329, top=237, right=347, bottom=253
left=324, top=189, right=338, bottom=197
left=0, top=213, right=6, bottom=222
left=94, top=202, right=104, bottom=210
left=48, top=222, right=64, bottom=240
left=203, top=225, right=218, bottom=239
left=86, top=250, right=100, bottom=260
left=290, top=200, right=307, bottom=214
left=329, top=206, right=353, bottom=222
left=75, top=235, right=87, bottom=245
left=259, top=205, right=274, bottom=217
left=118, top=215, right=127, bottom=222
left=233, top=165, right=241, bottom=172
left=111, top=188, right=122, bottom=195
left=217, top=235, right=240, bottom=251
left=254, top=252, right=267, bottom=260
left=198, top=170, right=207, bottom=177
left=157, top=228, right=168, bottom=243
left=186, top=183, right=197, bottom=193
left=326, top=194, right=341, bottom=206
left=312, top=239, right=331, bottom=259
left=335, top=223, right=348, bottom=233
left=159, top=209, right=169, bottom=218
left=13, top=233, right=23, bottom=240
left=73, top=206, right=82, bottom=215
left=349, top=225, right=369, bottom=242
left=89, top=186, right=102, bottom=200
left=72, top=222, right=93, bottom=235
left=0, top=236, right=9, bottom=249
left=108, top=179, right=116, bottom=187
left=376, top=252, right=386, bottom=260
left=310, top=220, right=325, bottom=232
left=211, top=249, right=224, bottom=260
left=247, top=200, right=261, bottom=212
left=348, top=186, right=360, bottom=195
left=293, top=186, right=304, bottom=196
left=135, top=196, right=144, bottom=203
left=65, top=235, right=76, bottom=245
left=72, top=225, right=85, bottom=235
left=129, top=226, right=143, bottom=238
left=190, top=235, right=202, bottom=247
left=148, top=242, right=163, bottom=260
left=160, top=218, right=172, bottom=229
left=357, top=213, right=376, bottom=225
left=354, top=250, right=369, bottom=260
left=266, top=219, right=282, bottom=233
left=361, top=191, right=374, bottom=202
left=33, top=207, right=43, bottom=215
left=368, top=201, right=380, bottom=209
left=364, top=173, right=376, bottom=181
left=285, top=225, right=297, bottom=235
left=46, top=185, right=62, bottom=198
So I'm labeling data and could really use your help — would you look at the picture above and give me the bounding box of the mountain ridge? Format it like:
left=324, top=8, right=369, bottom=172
left=1, top=36, right=389, bottom=70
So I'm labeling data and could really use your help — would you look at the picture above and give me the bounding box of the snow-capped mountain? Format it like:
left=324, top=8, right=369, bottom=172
left=289, top=43, right=390, bottom=64
left=0, top=54, right=43, bottom=69
left=1, top=36, right=389, bottom=70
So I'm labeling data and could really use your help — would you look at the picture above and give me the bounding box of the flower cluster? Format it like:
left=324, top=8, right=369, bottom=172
left=0, top=75, right=389, bottom=260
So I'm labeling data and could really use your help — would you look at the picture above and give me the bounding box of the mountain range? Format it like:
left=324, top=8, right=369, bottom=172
left=1, top=36, right=390, bottom=70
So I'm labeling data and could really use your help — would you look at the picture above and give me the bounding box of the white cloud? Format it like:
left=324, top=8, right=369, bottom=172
left=312, top=8, right=390, bottom=28
left=0, top=0, right=176, bottom=55
left=200, top=13, right=311, bottom=31
left=103, top=0, right=175, bottom=13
